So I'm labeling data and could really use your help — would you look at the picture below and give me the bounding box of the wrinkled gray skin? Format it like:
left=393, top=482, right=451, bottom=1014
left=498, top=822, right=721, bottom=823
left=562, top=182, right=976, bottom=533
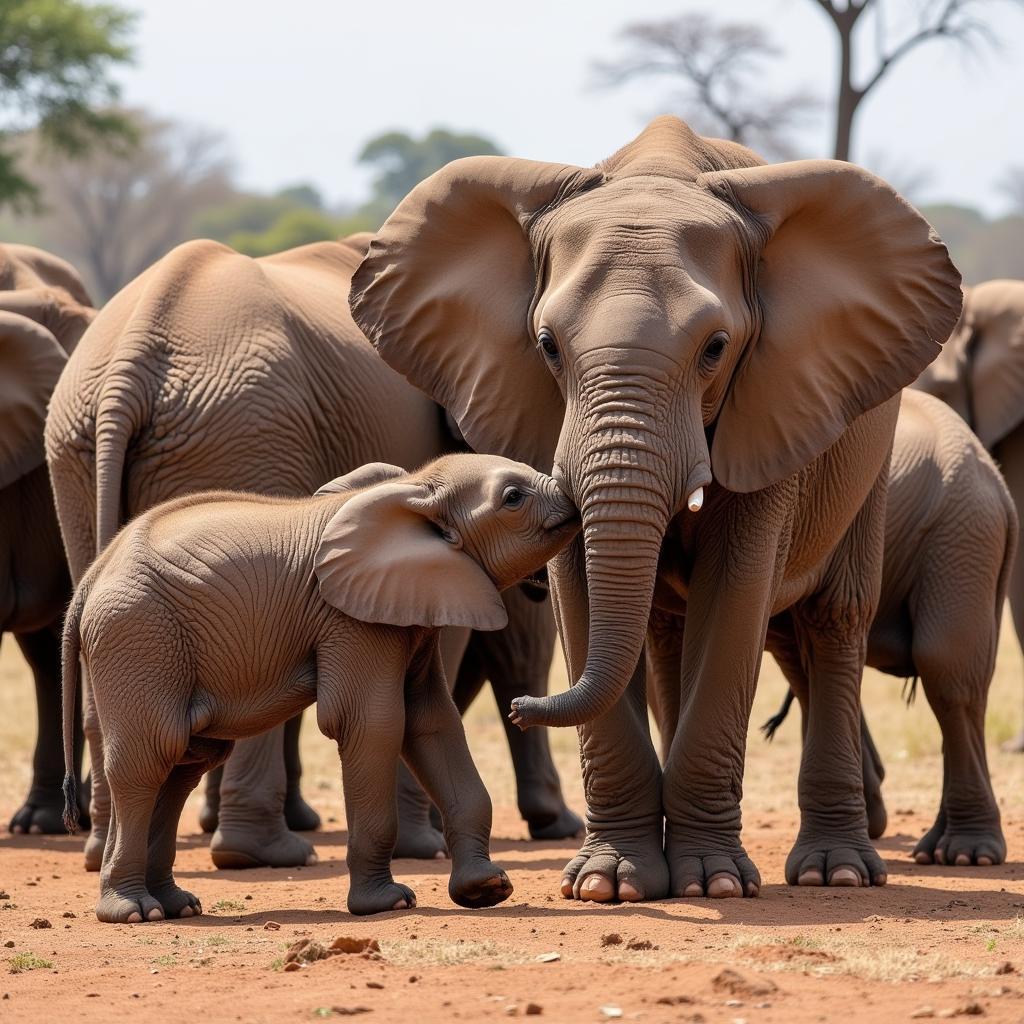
left=45, top=237, right=579, bottom=872
left=0, top=244, right=95, bottom=834
left=351, top=116, right=963, bottom=902
left=61, top=455, right=577, bottom=922
left=914, top=278, right=1024, bottom=753
left=651, top=390, right=1012, bottom=868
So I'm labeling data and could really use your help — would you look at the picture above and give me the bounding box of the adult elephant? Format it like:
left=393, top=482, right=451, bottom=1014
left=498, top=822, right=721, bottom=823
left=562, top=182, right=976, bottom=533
left=914, top=278, right=1024, bottom=752
left=349, top=116, right=962, bottom=901
left=0, top=243, right=95, bottom=833
left=46, top=236, right=579, bottom=871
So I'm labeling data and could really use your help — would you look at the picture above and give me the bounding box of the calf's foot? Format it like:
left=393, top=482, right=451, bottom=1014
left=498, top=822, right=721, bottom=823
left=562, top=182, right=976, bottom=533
left=10, top=790, right=90, bottom=835
left=347, top=879, right=416, bottom=916
left=528, top=805, right=585, bottom=841
left=97, top=886, right=165, bottom=924
left=913, top=814, right=1005, bottom=867
left=84, top=827, right=106, bottom=872
left=151, top=882, right=202, bottom=918
left=560, top=824, right=669, bottom=902
left=449, top=860, right=513, bottom=909
left=284, top=788, right=321, bottom=832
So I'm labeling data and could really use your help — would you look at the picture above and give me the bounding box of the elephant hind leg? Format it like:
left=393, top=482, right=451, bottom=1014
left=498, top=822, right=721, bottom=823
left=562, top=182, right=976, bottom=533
left=910, top=582, right=1004, bottom=866
left=10, top=625, right=89, bottom=835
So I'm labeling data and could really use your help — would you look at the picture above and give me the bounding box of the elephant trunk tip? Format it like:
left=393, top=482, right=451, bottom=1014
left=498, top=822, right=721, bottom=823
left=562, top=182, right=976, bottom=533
left=508, top=695, right=544, bottom=731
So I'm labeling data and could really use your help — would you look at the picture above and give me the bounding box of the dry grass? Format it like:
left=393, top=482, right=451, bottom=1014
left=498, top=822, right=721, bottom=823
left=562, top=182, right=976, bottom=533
left=379, top=938, right=531, bottom=967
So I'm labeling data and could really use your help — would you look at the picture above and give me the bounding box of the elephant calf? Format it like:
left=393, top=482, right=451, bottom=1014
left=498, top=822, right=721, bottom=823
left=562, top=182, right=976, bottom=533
left=759, top=389, right=1013, bottom=867
left=61, top=454, right=579, bottom=922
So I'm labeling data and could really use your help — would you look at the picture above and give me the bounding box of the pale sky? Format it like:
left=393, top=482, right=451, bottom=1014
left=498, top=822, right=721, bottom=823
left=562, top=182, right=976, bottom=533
left=116, top=0, right=1024, bottom=215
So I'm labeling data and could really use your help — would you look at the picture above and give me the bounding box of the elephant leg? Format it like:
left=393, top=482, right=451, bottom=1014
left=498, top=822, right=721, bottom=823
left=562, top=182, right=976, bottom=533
left=996, top=428, right=1024, bottom=752
left=662, top=524, right=782, bottom=900
left=10, top=625, right=88, bottom=834
left=466, top=592, right=583, bottom=840
left=83, top=678, right=110, bottom=872
left=282, top=713, right=320, bottom=832
left=394, top=761, right=446, bottom=859
left=402, top=646, right=512, bottom=909
left=859, top=713, right=888, bottom=840
left=910, top=576, right=1005, bottom=866
left=551, top=543, right=667, bottom=904
left=317, top=641, right=416, bottom=916
left=198, top=765, right=222, bottom=834
left=769, top=623, right=887, bottom=841
left=645, top=609, right=684, bottom=764
left=209, top=726, right=317, bottom=869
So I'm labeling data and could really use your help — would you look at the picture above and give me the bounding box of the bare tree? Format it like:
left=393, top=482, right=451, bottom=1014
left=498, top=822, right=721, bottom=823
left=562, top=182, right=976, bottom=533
left=593, top=14, right=820, bottom=160
left=24, top=110, right=235, bottom=300
left=809, top=0, right=1017, bottom=161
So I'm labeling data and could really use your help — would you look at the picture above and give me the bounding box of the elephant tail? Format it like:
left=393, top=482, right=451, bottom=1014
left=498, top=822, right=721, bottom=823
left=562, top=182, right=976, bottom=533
left=760, top=687, right=795, bottom=742
left=94, top=369, right=144, bottom=554
left=61, top=584, right=88, bottom=834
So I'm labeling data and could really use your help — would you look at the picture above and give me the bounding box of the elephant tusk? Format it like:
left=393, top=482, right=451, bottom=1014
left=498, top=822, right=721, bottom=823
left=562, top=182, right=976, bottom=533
left=687, top=487, right=704, bottom=512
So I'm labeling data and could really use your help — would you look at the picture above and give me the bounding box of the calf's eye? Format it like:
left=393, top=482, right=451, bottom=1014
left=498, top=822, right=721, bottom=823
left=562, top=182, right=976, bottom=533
left=502, top=486, right=526, bottom=509
left=702, top=331, right=728, bottom=369
left=537, top=328, right=561, bottom=369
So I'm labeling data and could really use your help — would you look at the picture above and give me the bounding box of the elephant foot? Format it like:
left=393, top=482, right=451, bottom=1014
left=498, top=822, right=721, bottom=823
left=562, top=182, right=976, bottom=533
left=84, top=827, right=106, bottom=872
left=210, top=822, right=317, bottom=869
left=1001, top=726, right=1024, bottom=753
left=866, top=784, right=888, bottom=840
left=394, top=818, right=446, bottom=860
left=449, top=859, right=514, bottom=909
left=151, top=882, right=202, bottom=919
left=96, top=885, right=165, bottom=924
left=913, top=817, right=1005, bottom=867
left=10, top=790, right=90, bottom=835
left=528, top=805, right=585, bottom=841
left=665, top=832, right=761, bottom=898
left=346, top=879, right=417, bottom=915
left=197, top=797, right=219, bottom=834
left=560, top=826, right=669, bottom=902
left=284, top=789, right=321, bottom=832
left=785, top=831, right=887, bottom=887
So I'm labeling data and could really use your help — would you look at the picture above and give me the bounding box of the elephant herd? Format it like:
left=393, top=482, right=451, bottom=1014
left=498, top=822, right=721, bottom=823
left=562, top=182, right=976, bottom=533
left=2, top=115, right=1023, bottom=920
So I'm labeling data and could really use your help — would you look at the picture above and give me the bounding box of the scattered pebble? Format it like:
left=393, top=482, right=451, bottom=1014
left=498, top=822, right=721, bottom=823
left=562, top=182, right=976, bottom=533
left=995, top=962, right=1015, bottom=975
left=61, top=912, right=75, bottom=920
left=3, top=941, right=13, bottom=949
left=656, top=995, right=694, bottom=1006
left=601, top=933, right=623, bottom=947
left=524, top=1004, right=542, bottom=1016
left=29, top=918, right=51, bottom=929
left=599, top=1007, right=622, bottom=1019
left=537, top=952, right=560, bottom=963
left=712, top=969, right=776, bottom=999
left=366, top=982, right=384, bottom=990
left=330, top=1009, right=370, bottom=1017
left=263, top=921, right=281, bottom=931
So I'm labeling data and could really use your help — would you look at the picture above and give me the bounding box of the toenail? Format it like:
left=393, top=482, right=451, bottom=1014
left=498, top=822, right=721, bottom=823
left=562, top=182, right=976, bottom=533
left=618, top=881, right=641, bottom=902
left=799, top=870, right=824, bottom=886
left=828, top=868, right=861, bottom=887
left=433, top=851, right=445, bottom=860
left=127, top=912, right=142, bottom=923
left=180, top=907, right=193, bottom=917
left=955, top=854, right=970, bottom=866
left=683, top=882, right=703, bottom=897
left=147, top=907, right=163, bottom=920
left=708, top=876, right=738, bottom=898
left=306, top=854, right=319, bottom=865
left=914, top=852, right=932, bottom=864
left=29, top=824, right=42, bottom=835
left=977, top=856, right=993, bottom=866
left=392, top=899, right=407, bottom=910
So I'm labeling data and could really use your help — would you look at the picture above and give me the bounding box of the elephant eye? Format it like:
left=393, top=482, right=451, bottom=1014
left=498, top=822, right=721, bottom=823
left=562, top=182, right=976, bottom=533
left=701, top=332, right=729, bottom=370
left=537, top=328, right=561, bottom=370
left=502, top=486, right=526, bottom=509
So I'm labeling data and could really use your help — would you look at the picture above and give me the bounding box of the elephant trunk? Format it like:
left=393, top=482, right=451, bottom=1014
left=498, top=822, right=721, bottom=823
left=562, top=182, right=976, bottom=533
left=511, top=381, right=704, bottom=729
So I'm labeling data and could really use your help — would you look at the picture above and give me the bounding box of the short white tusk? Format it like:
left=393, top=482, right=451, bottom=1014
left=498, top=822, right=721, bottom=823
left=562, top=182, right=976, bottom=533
left=687, top=487, right=704, bottom=512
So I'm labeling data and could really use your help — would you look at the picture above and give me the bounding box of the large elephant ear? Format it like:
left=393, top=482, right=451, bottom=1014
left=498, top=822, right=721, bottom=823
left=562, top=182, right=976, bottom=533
left=0, top=310, right=67, bottom=489
left=964, top=281, right=1024, bottom=448
left=699, top=160, right=963, bottom=493
left=314, top=480, right=508, bottom=631
left=350, top=155, right=602, bottom=471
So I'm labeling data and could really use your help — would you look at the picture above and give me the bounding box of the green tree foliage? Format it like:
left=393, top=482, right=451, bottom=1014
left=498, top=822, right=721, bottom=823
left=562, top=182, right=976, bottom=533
left=194, top=183, right=373, bottom=258
left=357, top=128, right=503, bottom=223
left=0, top=0, right=136, bottom=207
left=922, top=204, right=1024, bottom=284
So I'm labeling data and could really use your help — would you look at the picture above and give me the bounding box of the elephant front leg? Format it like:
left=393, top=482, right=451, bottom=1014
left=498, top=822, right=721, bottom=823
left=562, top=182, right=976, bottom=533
left=209, top=726, right=317, bottom=869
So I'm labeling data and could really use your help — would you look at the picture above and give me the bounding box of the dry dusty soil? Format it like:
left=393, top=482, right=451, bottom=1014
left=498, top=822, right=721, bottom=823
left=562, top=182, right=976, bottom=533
left=1, top=624, right=1023, bottom=1023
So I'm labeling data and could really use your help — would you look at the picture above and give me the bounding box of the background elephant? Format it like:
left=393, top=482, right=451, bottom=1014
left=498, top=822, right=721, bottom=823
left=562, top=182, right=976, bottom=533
left=63, top=454, right=573, bottom=921
left=45, top=235, right=579, bottom=871
left=351, top=115, right=962, bottom=902
left=914, top=278, right=1024, bottom=751
left=650, top=389, right=1012, bottom=867
left=0, top=243, right=95, bottom=834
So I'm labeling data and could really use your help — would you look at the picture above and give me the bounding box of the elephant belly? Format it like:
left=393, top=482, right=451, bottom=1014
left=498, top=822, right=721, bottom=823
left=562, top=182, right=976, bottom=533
left=866, top=609, right=915, bottom=679
left=192, top=664, right=318, bottom=741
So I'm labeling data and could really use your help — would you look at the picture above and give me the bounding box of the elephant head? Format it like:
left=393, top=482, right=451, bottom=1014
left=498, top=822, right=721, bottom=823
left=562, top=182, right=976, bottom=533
left=349, top=116, right=962, bottom=728
left=914, top=278, right=1024, bottom=450
left=0, top=309, right=69, bottom=490
left=314, top=455, right=578, bottom=631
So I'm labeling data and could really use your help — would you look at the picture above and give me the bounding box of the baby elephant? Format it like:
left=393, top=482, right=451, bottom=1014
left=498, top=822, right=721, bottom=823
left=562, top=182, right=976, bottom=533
left=61, top=454, right=579, bottom=922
